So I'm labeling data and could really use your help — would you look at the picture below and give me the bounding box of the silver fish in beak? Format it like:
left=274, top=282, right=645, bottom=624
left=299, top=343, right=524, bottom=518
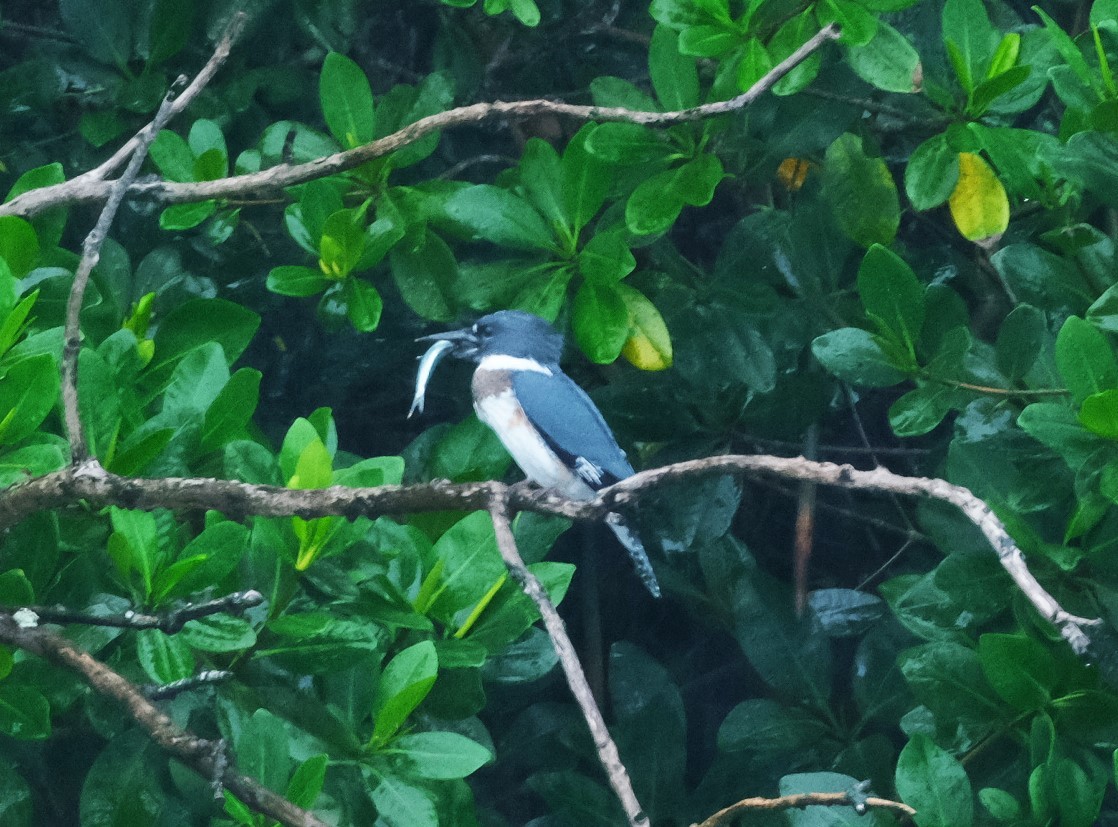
left=408, top=338, right=454, bottom=418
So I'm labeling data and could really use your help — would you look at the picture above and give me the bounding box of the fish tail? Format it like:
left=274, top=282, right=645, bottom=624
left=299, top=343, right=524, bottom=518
left=605, top=512, right=661, bottom=598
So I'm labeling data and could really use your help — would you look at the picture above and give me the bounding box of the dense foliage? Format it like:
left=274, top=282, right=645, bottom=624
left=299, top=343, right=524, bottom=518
left=3, top=0, right=1118, bottom=824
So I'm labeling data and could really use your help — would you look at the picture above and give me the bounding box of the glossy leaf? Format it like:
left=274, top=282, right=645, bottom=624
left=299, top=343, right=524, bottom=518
left=948, top=153, right=1009, bottom=242
left=320, top=52, right=376, bottom=148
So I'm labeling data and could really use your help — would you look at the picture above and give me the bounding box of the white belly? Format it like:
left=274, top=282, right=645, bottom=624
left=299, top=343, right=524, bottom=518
left=475, top=390, right=595, bottom=500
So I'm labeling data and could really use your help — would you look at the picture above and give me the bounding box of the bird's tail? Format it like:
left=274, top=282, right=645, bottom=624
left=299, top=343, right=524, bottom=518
left=605, top=512, right=661, bottom=598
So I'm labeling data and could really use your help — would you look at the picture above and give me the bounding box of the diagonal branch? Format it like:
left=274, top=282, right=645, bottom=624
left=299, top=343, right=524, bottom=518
left=0, top=24, right=840, bottom=220
left=488, top=488, right=649, bottom=827
left=19, top=589, right=263, bottom=633
left=0, top=613, right=329, bottom=827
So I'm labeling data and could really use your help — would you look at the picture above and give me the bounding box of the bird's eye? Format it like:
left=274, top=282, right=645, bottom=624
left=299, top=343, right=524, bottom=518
left=476, top=323, right=492, bottom=336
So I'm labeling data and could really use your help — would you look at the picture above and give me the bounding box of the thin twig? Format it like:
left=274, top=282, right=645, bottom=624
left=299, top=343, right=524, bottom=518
left=20, top=590, right=263, bottom=633
left=487, top=489, right=649, bottom=827
left=0, top=614, right=329, bottom=827
left=691, top=790, right=915, bottom=827
left=1, top=24, right=841, bottom=219
left=144, top=670, right=234, bottom=700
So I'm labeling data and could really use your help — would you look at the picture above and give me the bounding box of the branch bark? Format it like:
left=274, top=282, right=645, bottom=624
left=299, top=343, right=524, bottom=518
left=488, top=490, right=649, bottom=827
left=0, top=613, right=329, bottom=827
left=692, top=790, right=916, bottom=827
left=0, top=24, right=840, bottom=220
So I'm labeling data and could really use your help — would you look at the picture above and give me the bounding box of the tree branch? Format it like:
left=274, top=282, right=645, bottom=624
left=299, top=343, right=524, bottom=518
left=692, top=790, right=916, bottom=827
left=488, top=489, right=649, bottom=827
left=0, top=614, right=329, bottom=827
left=20, top=589, right=263, bottom=633
left=0, top=24, right=841, bottom=220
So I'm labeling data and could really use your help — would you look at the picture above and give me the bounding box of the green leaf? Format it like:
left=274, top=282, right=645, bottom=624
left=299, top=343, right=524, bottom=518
left=159, top=201, right=216, bottom=230
left=199, top=369, right=262, bottom=451
left=626, top=155, right=723, bottom=235
left=812, top=328, right=909, bottom=386
left=618, top=284, right=673, bottom=371
left=372, top=641, right=438, bottom=745
left=583, top=122, right=669, bottom=165
left=857, top=244, right=924, bottom=348
left=977, top=633, right=1056, bottom=711
left=768, top=10, right=822, bottom=95
left=0, top=217, right=39, bottom=279
left=0, top=355, right=59, bottom=446
left=0, top=444, right=66, bottom=488
left=289, top=436, right=333, bottom=490
left=948, top=152, right=1009, bottom=242
left=343, top=279, right=383, bottom=332
left=286, top=754, right=328, bottom=810
left=148, top=298, right=260, bottom=389
left=895, top=734, right=974, bottom=827
left=267, top=265, right=329, bottom=297
left=906, top=134, right=960, bottom=211
left=561, top=126, right=610, bottom=234
left=319, top=207, right=368, bottom=278
left=1018, top=403, right=1100, bottom=470
left=237, top=709, right=289, bottom=793
left=846, top=19, right=922, bottom=93
left=649, top=25, right=700, bottom=110
left=572, top=281, right=629, bottom=364
left=1078, top=390, right=1118, bottom=439
left=678, top=23, right=739, bottom=57
left=0, top=685, right=50, bottom=740
left=817, top=0, right=877, bottom=46
left=0, top=569, right=33, bottom=605
left=443, top=185, right=556, bottom=251
left=149, top=130, right=195, bottom=183
left=320, top=53, right=376, bottom=149
left=147, top=0, right=195, bottom=64
left=942, top=0, right=998, bottom=94
left=889, top=384, right=955, bottom=436
left=388, top=732, right=492, bottom=779
left=737, top=38, right=774, bottom=91
left=1056, top=316, right=1118, bottom=404
left=518, top=139, right=566, bottom=228
left=135, top=629, right=195, bottom=684
left=59, top=0, right=132, bottom=69
left=180, top=614, right=257, bottom=653
left=369, top=774, right=437, bottom=827
left=823, top=134, right=900, bottom=248
left=390, top=228, right=458, bottom=322
left=579, top=232, right=636, bottom=284
left=995, top=304, right=1045, bottom=381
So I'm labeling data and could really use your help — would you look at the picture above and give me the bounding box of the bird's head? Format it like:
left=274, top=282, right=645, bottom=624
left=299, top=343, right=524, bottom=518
left=419, top=310, right=564, bottom=365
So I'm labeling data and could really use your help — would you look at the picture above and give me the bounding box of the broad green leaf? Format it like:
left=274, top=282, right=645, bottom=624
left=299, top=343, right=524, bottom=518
left=388, top=732, right=493, bottom=779
left=180, top=615, right=257, bottom=653
left=817, top=0, right=877, bottom=46
left=159, top=201, right=216, bottom=230
left=369, top=774, right=437, bottom=827
left=443, top=185, right=556, bottom=251
left=390, top=228, right=458, bottom=322
left=846, top=19, right=922, bottom=93
left=823, top=134, right=900, bottom=248
left=948, top=152, right=1009, bottom=242
left=978, top=633, right=1056, bottom=711
left=1056, top=316, right=1118, bottom=404
left=199, top=368, right=260, bottom=450
left=59, top=0, right=131, bottom=69
left=267, top=265, right=330, bottom=297
left=583, top=122, right=670, bottom=165
left=0, top=444, right=66, bottom=488
left=237, top=709, right=289, bottom=793
left=678, top=23, right=739, bottom=57
left=812, top=328, right=909, bottom=386
left=626, top=155, right=723, bottom=235
left=579, top=232, right=635, bottom=284
left=572, top=281, right=629, bottom=364
left=147, top=0, right=195, bottom=64
left=896, top=734, right=974, bottom=827
left=320, top=52, right=376, bottom=148
left=148, top=298, right=260, bottom=389
left=857, top=244, right=924, bottom=348
left=905, top=134, right=960, bottom=211
left=0, top=569, right=33, bottom=605
left=995, top=304, right=1045, bottom=381
left=343, top=279, right=383, bottom=332
left=1079, top=390, right=1118, bottom=439
left=561, top=126, right=610, bottom=234
left=768, top=10, right=822, bottom=95
left=135, top=629, right=195, bottom=684
left=372, top=641, right=438, bottom=745
left=149, top=130, right=195, bottom=183
left=737, top=37, right=775, bottom=91
left=1018, top=402, right=1100, bottom=470
left=289, top=437, right=333, bottom=490
left=319, top=207, right=368, bottom=278
left=286, top=754, right=328, bottom=809
left=649, top=25, right=700, bottom=110
left=0, top=217, right=39, bottom=278
left=942, top=0, right=998, bottom=93
left=0, top=685, right=50, bottom=740
left=618, top=284, right=673, bottom=371
left=0, top=354, right=59, bottom=446
left=519, top=138, right=566, bottom=228
left=889, top=384, right=955, bottom=436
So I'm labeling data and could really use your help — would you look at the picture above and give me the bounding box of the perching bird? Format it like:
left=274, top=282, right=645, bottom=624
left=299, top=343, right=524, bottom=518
left=418, top=310, right=661, bottom=598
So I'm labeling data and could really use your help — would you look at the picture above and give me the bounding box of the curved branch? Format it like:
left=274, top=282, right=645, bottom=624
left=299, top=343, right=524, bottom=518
left=0, top=613, right=329, bottom=827
left=692, top=790, right=915, bottom=827
left=0, top=24, right=841, bottom=220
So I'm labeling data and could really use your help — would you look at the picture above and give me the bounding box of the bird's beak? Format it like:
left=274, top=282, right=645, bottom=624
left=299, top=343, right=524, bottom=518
left=416, top=326, right=479, bottom=359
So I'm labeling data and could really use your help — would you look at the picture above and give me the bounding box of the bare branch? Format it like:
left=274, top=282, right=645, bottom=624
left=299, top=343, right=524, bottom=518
left=60, top=18, right=244, bottom=461
left=488, top=489, right=649, bottom=827
left=0, top=614, right=329, bottom=827
left=0, top=24, right=840, bottom=220
left=144, top=670, right=234, bottom=701
left=692, top=790, right=916, bottom=827
left=20, top=590, right=263, bottom=633
left=0, top=452, right=1098, bottom=656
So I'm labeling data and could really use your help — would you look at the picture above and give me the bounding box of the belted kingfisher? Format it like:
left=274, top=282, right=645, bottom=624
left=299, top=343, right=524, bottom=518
left=419, top=310, right=661, bottom=598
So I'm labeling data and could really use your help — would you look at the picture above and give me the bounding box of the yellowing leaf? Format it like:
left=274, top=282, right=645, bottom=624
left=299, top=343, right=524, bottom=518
left=618, top=284, right=672, bottom=371
left=776, top=157, right=811, bottom=192
left=948, top=152, right=1009, bottom=242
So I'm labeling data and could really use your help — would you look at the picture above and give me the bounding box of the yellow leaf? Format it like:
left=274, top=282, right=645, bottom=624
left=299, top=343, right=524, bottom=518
left=618, top=284, right=672, bottom=371
left=948, top=152, right=1009, bottom=242
left=776, top=157, right=811, bottom=191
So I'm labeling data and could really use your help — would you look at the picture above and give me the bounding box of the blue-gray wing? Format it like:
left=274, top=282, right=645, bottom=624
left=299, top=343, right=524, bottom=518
left=511, top=370, right=633, bottom=488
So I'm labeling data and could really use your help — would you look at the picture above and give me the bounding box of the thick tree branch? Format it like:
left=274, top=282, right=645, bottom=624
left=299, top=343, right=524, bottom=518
left=0, top=453, right=1095, bottom=656
left=0, top=24, right=840, bottom=220
left=0, top=614, right=329, bottom=827
left=488, top=490, right=649, bottom=827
